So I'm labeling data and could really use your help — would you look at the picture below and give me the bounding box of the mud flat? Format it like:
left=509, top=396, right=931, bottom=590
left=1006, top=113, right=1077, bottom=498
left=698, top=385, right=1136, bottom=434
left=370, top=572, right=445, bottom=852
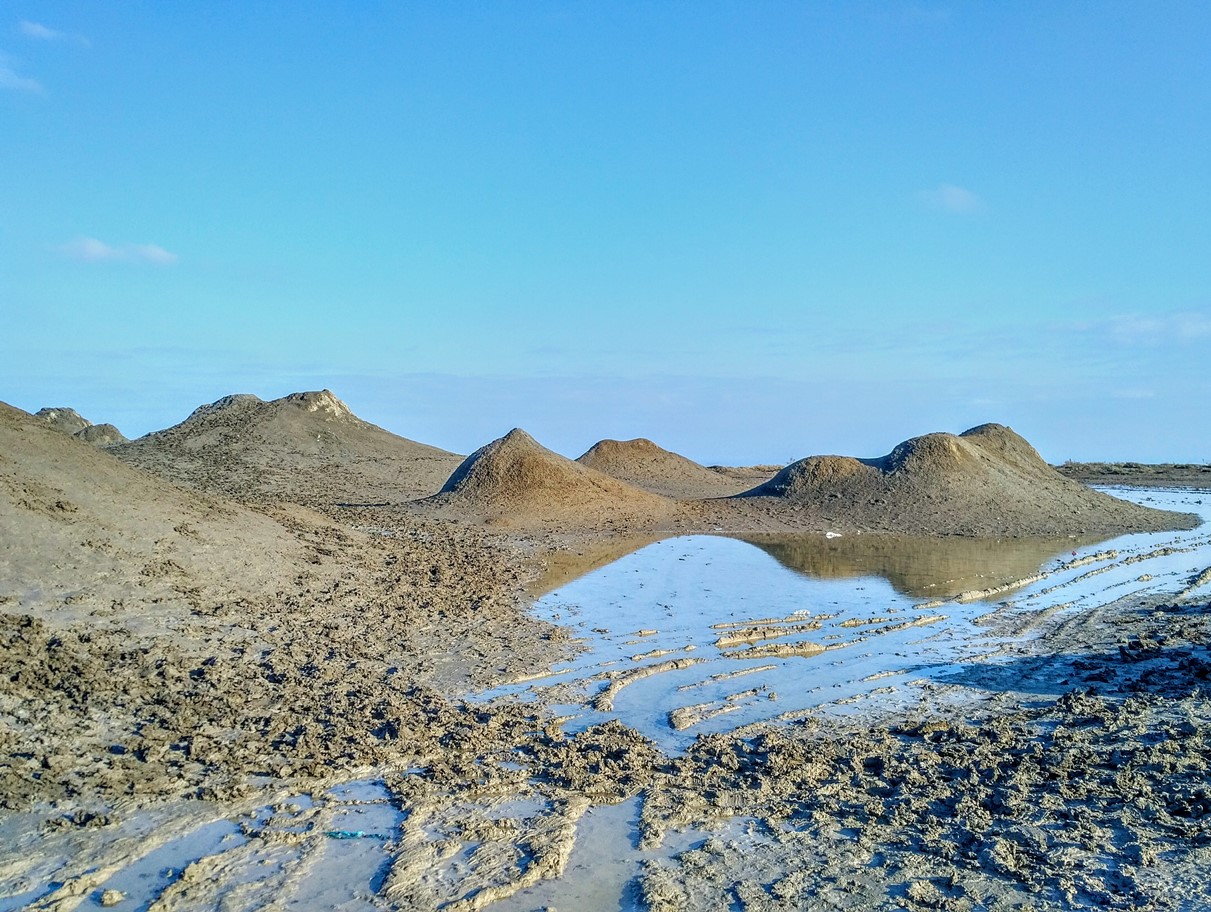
left=3, top=396, right=1210, bottom=911
left=1058, top=460, right=1211, bottom=488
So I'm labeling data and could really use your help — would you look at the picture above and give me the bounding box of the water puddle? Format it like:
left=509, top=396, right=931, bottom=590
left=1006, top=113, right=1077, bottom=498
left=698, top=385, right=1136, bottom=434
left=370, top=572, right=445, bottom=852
left=484, top=487, right=1211, bottom=752
left=486, top=796, right=733, bottom=912
left=3, top=781, right=407, bottom=912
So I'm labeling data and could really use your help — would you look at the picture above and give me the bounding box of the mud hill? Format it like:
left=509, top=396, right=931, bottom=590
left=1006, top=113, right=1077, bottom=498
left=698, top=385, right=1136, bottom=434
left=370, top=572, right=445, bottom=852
left=576, top=437, right=757, bottom=498
left=425, top=428, right=673, bottom=529
left=0, top=401, right=311, bottom=624
left=730, top=423, right=1200, bottom=536
left=34, top=407, right=92, bottom=435
left=113, top=389, right=463, bottom=508
left=33, top=406, right=128, bottom=447
left=0, top=401, right=558, bottom=808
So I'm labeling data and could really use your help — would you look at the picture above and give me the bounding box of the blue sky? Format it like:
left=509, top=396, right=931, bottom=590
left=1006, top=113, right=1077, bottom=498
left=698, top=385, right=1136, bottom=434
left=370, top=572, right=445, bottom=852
left=3, top=2, right=1209, bottom=465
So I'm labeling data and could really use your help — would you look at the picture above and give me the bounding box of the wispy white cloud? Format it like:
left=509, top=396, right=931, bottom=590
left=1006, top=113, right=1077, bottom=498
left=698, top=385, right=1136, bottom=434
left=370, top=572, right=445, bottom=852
left=58, top=236, right=180, bottom=265
left=1076, top=311, right=1211, bottom=347
left=919, top=183, right=984, bottom=214
left=0, top=54, right=42, bottom=93
left=128, top=243, right=179, bottom=265
left=19, top=20, right=89, bottom=46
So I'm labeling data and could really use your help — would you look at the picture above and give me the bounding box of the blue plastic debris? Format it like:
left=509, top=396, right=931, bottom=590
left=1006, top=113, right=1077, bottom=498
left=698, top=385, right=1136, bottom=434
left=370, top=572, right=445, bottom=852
left=324, top=830, right=390, bottom=840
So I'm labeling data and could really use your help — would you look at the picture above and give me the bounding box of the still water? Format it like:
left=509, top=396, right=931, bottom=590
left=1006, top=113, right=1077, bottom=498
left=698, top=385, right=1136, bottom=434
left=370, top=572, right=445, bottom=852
left=485, top=487, right=1211, bottom=752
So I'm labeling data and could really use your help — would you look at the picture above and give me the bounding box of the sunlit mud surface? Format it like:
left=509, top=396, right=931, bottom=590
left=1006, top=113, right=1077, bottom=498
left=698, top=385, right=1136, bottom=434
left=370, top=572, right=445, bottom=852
left=5, top=488, right=1208, bottom=911
left=483, top=488, right=1211, bottom=751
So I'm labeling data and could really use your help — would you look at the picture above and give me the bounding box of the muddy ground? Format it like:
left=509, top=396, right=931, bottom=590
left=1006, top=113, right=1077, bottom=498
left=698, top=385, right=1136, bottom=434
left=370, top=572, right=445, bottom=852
left=1057, top=462, right=1211, bottom=489
left=3, top=400, right=1210, bottom=910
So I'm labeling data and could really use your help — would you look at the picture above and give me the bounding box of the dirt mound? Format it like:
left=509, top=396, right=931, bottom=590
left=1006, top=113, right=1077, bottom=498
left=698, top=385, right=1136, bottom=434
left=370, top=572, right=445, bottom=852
left=112, top=389, right=463, bottom=507
left=0, top=400, right=560, bottom=810
left=0, top=401, right=311, bottom=621
left=428, top=428, right=672, bottom=529
left=73, top=423, right=127, bottom=446
left=576, top=438, right=753, bottom=498
left=734, top=423, right=1200, bottom=536
left=34, top=407, right=92, bottom=435
left=33, top=406, right=127, bottom=446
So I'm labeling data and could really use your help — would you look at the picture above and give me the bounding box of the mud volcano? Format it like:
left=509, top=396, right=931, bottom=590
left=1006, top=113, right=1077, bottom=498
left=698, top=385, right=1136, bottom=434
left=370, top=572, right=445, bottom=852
left=736, top=423, right=1200, bottom=536
left=577, top=437, right=753, bottom=498
left=113, top=389, right=462, bottom=505
left=427, top=428, right=673, bottom=528
left=33, top=406, right=128, bottom=446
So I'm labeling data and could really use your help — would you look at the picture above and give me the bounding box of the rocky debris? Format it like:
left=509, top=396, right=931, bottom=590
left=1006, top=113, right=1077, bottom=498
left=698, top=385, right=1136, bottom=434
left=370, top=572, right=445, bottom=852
left=32, top=406, right=128, bottom=446
left=73, top=423, right=128, bottom=446
left=34, top=406, right=93, bottom=435
left=423, top=428, right=674, bottom=530
left=111, top=389, right=463, bottom=506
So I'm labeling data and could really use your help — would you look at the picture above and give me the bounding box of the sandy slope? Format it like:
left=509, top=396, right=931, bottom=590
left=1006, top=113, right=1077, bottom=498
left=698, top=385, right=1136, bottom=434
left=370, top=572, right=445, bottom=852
left=576, top=437, right=761, bottom=498
left=112, top=389, right=464, bottom=507
left=421, top=427, right=675, bottom=529
left=0, top=401, right=559, bottom=810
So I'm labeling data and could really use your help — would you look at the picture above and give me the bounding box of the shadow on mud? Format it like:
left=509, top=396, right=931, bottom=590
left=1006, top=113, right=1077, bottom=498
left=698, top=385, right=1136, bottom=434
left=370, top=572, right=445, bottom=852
left=914, top=627, right=1211, bottom=701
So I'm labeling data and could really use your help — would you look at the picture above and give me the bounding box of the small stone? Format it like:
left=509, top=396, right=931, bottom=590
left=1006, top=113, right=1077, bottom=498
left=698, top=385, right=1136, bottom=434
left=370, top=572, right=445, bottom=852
left=100, top=889, right=125, bottom=907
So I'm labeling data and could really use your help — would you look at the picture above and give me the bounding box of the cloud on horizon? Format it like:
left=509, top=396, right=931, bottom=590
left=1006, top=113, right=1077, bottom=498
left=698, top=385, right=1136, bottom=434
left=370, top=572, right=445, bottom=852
left=19, top=20, right=89, bottom=45
left=919, top=183, right=984, bottom=214
left=58, top=236, right=180, bottom=265
left=0, top=54, right=42, bottom=92
left=1073, top=310, right=1211, bottom=347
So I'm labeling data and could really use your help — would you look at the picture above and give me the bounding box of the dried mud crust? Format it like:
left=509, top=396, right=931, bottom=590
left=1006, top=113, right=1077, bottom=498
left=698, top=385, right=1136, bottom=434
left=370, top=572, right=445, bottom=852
left=0, top=513, right=566, bottom=810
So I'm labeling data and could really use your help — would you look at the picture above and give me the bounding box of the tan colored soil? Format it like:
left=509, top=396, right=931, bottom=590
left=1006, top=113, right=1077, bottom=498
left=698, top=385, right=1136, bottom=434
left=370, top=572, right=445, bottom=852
left=701, top=422, right=1198, bottom=536
left=576, top=437, right=762, bottom=498
left=112, top=389, right=464, bottom=507
left=420, top=428, right=676, bottom=530
left=0, top=401, right=560, bottom=810
left=1057, top=460, right=1211, bottom=488
left=2, top=393, right=1208, bottom=912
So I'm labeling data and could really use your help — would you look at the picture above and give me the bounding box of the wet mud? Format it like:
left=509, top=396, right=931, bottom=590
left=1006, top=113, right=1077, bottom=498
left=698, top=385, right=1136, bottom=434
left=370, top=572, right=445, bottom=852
left=3, top=480, right=1210, bottom=910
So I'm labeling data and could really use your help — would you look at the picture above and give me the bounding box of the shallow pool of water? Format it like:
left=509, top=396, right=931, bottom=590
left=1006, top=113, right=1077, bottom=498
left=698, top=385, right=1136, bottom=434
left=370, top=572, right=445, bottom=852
left=484, top=487, right=1211, bottom=752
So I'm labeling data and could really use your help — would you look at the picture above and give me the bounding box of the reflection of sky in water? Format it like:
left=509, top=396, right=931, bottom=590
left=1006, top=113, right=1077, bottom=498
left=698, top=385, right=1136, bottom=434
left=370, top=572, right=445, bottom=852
left=484, top=488, right=1211, bottom=752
